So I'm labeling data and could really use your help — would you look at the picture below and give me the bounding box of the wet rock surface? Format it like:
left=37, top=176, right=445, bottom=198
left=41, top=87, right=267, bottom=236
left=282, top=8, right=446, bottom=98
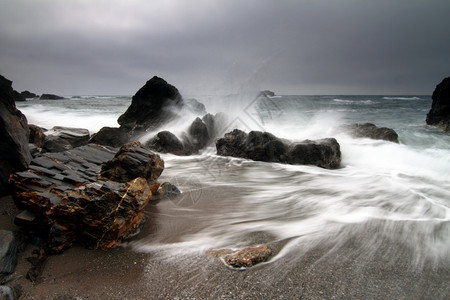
left=339, top=123, right=399, bottom=143
left=39, top=94, right=64, bottom=100
left=42, top=126, right=90, bottom=153
left=207, top=245, right=272, bottom=268
left=0, top=74, right=31, bottom=195
left=426, top=76, right=450, bottom=131
left=216, top=129, right=341, bottom=169
left=9, top=142, right=164, bottom=253
left=88, top=126, right=129, bottom=148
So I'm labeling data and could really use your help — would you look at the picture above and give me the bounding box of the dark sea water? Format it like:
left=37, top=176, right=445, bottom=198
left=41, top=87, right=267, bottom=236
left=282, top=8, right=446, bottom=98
left=17, top=94, right=450, bottom=269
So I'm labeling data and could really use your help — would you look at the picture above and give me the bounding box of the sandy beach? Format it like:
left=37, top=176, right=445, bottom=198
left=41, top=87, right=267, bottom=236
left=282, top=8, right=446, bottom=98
left=2, top=191, right=449, bottom=300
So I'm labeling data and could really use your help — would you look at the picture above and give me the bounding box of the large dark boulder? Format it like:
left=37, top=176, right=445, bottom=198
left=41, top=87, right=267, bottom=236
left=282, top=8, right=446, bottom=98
left=216, top=129, right=341, bottom=169
left=42, top=126, right=90, bottom=153
left=426, top=76, right=450, bottom=131
left=10, top=143, right=164, bottom=253
left=339, top=123, right=399, bottom=143
left=88, top=127, right=129, bottom=148
left=0, top=75, right=31, bottom=195
left=118, top=76, right=183, bottom=135
left=146, top=131, right=186, bottom=155
left=40, top=94, right=64, bottom=100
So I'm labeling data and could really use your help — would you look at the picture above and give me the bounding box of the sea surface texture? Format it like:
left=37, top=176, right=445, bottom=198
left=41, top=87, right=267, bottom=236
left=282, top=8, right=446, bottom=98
left=18, top=94, right=450, bottom=270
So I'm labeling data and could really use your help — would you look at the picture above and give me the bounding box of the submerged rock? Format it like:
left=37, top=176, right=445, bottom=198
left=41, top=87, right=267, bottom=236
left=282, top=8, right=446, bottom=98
left=118, top=76, right=183, bottom=135
left=339, top=123, right=399, bottom=143
left=216, top=129, right=341, bottom=169
left=0, top=74, right=31, bottom=195
left=426, top=76, right=450, bottom=131
left=207, top=245, right=272, bottom=269
left=10, top=142, right=163, bottom=253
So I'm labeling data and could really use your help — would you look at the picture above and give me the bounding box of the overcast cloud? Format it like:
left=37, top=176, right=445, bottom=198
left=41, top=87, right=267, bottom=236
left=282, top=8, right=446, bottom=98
left=1, top=0, right=449, bottom=95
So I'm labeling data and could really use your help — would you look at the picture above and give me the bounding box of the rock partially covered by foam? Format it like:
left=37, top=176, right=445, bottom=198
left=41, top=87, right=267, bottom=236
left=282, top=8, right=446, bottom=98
left=339, top=123, right=399, bottom=143
left=427, top=76, right=450, bottom=131
left=118, top=76, right=183, bottom=135
left=216, top=129, right=341, bottom=169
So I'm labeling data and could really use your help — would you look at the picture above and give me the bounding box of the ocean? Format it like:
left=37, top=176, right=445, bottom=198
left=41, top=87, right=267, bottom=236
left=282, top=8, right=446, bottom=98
left=16, top=94, right=450, bottom=270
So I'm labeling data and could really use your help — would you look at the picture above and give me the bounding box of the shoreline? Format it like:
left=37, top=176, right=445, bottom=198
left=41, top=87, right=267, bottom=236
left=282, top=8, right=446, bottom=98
left=2, top=194, right=449, bottom=299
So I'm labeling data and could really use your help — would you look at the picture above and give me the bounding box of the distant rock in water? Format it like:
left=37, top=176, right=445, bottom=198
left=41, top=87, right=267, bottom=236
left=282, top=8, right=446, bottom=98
left=339, top=123, right=399, bottom=143
left=10, top=142, right=165, bottom=253
left=258, top=90, right=276, bottom=97
left=426, top=76, right=450, bottom=132
left=118, top=76, right=183, bottom=135
left=0, top=74, right=31, bottom=195
left=216, top=129, right=341, bottom=169
left=20, top=90, right=38, bottom=99
left=40, top=93, right=64, bottom=100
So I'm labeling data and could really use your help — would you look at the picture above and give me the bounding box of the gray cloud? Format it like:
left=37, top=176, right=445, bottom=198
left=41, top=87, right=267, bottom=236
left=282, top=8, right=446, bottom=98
left=1, top=0, right=449, bottom=95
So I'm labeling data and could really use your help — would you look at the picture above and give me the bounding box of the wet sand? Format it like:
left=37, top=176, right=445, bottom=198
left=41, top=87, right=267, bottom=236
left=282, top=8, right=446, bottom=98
left=1, top=192, right=449, bottom=300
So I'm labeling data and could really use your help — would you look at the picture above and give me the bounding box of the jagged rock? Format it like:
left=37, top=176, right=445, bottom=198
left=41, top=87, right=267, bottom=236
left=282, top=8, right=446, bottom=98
left=28, top=124, right=46, bottom=148
left=20, top=91, right=38, bottom=99
left=207, top=245, right=272, bottom=268
left=146, top=131, right=186, bottom=155
left=26, top=248, right=46, bottom=283
left=0, top=230, right=18, bottom=274
left=88, top=127, right=129, bottom=148
left=40, top=94, right=64, bottom=100
left=10, top=143, right=163, bottom=253
left=100, top=141, right=164, bottom=183
left=426, top=76, right=450, bottom=131
left=216, top=129, right=341, bottom=169
left=186, top=117, right=210, bottom=150
left=42, top=126, right=90, bottom=153
left=339, top=123, right=399, bottom=143
left=0, top=74, right=31, bottom=195
left=118, top=76, right=183, bottom=135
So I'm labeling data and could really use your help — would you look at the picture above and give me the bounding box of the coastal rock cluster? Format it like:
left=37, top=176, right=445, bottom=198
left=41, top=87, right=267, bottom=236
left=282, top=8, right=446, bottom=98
left=10, top=142, right=164, bottom=253
left=216, top=129, right=342, bottom=169
left=427, top=76, right=450, bottom=131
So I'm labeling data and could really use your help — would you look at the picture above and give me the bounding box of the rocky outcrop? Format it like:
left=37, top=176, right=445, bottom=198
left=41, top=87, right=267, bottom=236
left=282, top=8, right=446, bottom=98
left=0, top=75, right=31, bottom=195
left=426, top=76, right=450, bottom=131
left=42, top=126, right=90, bottom=153
left=88, top=127, right=129, bottom=148
left=40, top=94, right=64, bottom=100
left=216, top=129, right=341, bottom=169
left=258, top=90, right=276, bottom=97
left=207, top=245, right=272, bottom=269
left=28, top=124, right=46, bottom=148
left=20, top=91, right=38, bottom=99
left=10, top=142, right=165, bottom=253
left=339, top=123, right=399, bottom=143
left=118, top=76, right=183, bottom=135
left=146, top=113, right=227, bottom=155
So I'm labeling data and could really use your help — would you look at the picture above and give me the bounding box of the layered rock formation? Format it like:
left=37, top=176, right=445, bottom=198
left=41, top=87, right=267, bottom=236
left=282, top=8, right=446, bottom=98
left=216, top=129, right=341, bottom=169
left=0, top=75, right=31, bottom=195
left=339, top=123, right=399, bottom=143
left=10, top=142, right=164, bottom=253
left=426, top=76, right=450, bottom=131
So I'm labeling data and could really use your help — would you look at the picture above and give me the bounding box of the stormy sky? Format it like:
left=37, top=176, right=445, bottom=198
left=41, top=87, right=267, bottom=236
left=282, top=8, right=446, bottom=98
left=1, top=0, right=449, bottom=95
